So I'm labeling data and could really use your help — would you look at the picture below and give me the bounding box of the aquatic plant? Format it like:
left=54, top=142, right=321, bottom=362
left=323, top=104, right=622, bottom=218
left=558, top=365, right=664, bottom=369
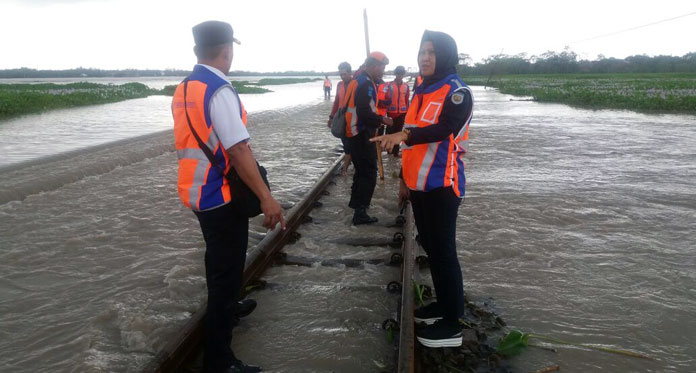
left=461, top=73, right=696, bottom=114
left=0, top=82, right=156, bottom=120
left=497, top=329, right=653, bottom=360
left=413, top=281, right=427, bottom=307
left=158, top=82, right=270, bottom=96
left=0, top=81, right=273, bottom=120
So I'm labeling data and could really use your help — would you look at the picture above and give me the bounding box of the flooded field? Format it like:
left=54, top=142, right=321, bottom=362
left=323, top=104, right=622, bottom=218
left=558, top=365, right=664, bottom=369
left=0, top=83, right=695, bottom=372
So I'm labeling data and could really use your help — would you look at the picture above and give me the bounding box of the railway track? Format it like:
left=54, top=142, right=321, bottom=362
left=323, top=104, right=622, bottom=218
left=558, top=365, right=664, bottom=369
left=145, top=155, right=421, bottom=372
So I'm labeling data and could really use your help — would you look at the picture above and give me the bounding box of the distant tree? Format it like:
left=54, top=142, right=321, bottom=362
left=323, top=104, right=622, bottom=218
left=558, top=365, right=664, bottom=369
left=458, top=53, right=472, bottom=66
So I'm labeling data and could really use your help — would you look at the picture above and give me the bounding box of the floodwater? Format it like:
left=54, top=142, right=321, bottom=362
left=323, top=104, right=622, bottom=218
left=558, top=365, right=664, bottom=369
left=0, top=77, right=327, bottom=168
left=0, top=81, right=695, bottom=372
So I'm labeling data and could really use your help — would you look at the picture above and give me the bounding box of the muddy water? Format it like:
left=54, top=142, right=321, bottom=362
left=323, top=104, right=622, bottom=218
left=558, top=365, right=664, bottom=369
left=1, top=85, right=695, bottom=372
left=0, top=103, right=349, bottom=372
left=461, top=88, right=696, bottom=372
left=230, top=156, right=405, bottom=372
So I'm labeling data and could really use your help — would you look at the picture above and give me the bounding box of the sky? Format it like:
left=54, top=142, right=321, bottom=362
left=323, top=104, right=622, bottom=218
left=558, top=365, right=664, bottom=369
left=1, top=0, right=694, bottom=72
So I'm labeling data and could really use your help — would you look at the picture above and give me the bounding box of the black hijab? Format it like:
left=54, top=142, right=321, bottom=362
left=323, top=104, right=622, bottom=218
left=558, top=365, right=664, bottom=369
left=419, top=30, right=459, bottom=88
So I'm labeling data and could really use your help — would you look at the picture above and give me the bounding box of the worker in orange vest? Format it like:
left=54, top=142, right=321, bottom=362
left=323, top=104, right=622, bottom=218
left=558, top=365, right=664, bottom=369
left=414, top=74, right=423, bottom=90
left=371, top=30, right=473, bottom=349
left=323, top=75, right=332, bottom=100
left=328, top=61, right=354, bottom=175
left=172, top=21, right=285, bottom=373
left=376, top=81, right=389, bottom=117
left=383, top=65, right=410, bottom=156
left=342, top=51, right=393, bottom=225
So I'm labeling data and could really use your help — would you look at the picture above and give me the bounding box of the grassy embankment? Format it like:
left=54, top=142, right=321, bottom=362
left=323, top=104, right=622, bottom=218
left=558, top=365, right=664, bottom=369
left=461, top=73, right=696, bottom=114
left=0, top=77, right=319, bottom=120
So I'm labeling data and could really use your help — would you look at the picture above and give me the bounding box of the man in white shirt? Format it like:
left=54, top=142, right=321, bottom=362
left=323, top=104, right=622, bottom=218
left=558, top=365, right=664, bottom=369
left=172, top=20, right=285, bottom=373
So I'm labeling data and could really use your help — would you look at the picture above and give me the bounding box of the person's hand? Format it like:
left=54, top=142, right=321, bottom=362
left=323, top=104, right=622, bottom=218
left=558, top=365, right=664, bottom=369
left=327, top=119, right=332, bottom=128
left=399, top=178, right=410, bottom=204
left=260, top=196, right=286, bottom=230
left=382, top=117, right=394, bottom=126
left=370, top=131, right=406, bottom=151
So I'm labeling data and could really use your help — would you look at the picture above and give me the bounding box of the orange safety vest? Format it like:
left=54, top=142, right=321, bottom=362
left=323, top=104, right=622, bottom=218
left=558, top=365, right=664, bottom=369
left=172, top=65, right=248, bottom=211
left=324, top=78, right=332, bottom=88
left=343, top=73, right=378, bottom=138
left=402, top=74, right=472, bottom=197
left=386, top=80, right=410, bottom=116
left=336, top=80, right=347, bottom=108
left=376, top=83, right=388, bottom=116
left=414, top=75, right=423, bottom=90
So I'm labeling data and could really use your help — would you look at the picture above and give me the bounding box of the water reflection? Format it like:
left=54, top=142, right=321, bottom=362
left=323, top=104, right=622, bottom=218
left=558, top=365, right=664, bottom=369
left=0, top=77, right=330, bottom=168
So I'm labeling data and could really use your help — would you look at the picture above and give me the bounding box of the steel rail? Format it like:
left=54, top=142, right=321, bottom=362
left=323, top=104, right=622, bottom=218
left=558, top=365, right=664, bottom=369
left=397, top=203, right=416, bottom=373
left=146, top=155, right=345, bottom=372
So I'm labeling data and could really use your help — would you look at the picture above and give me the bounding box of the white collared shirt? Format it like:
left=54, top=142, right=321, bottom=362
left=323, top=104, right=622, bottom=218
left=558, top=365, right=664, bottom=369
left=197, top=64, right=250, bottom=150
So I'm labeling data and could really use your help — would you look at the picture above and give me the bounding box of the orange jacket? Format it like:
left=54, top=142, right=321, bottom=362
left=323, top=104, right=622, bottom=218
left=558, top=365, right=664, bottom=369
left=172, top=65, right=247, bottom=211
left=402, top=75, right=470, bottom=197
left=342, top=72, right=380, bottom=138
left=342, top=79, right=359, bottom=137
left=386, top=80, right=410, bottom=116
left=414, top=75, right=423, bottom=90
left=376, top=83, right=388, bottom=116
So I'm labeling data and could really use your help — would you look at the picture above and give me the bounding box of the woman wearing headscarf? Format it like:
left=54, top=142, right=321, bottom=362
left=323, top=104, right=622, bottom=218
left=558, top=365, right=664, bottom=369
left=372, top=30, right=473, bottom=348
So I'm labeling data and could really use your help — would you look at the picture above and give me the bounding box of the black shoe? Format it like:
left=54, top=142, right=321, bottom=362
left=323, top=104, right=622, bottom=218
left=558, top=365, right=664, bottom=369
left=352, top=208, right=378, bottom=225
left=225, top=360, right=262, bottom=373
left=235, top=299, right=257, bottom=318
left=230, top=299, right=257, bottom=327
left=416, top=319, right=463, bottom=348
left=414, top=302, right=442, bottom=325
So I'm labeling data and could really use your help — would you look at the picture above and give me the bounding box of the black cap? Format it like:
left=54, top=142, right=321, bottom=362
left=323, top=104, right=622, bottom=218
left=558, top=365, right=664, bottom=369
left=192, top=20, right=240, bottom=47
left=394, top=65, right=406, bottom=75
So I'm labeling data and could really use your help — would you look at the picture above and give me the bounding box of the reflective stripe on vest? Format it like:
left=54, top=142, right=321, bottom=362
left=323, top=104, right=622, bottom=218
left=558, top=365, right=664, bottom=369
left=344, top=74, right=377, bottom=138
left=324, top=78, right=332, bottom=87
left=387, top=80, right=409, bottom=115
left=172, top=65, right=248, bottom=211
left=401, top=74, right=472, bottom=197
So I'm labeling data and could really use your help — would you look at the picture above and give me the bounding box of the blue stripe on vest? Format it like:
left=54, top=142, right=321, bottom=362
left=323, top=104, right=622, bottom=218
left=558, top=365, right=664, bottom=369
left=199, top=166, right=225, bottom=210
left=425, top=138, right=451, bottom=191
left=355, top=73, right=376, bottom=134
left=456, top=155, right=466, bottom=197
left=186, top=66, right=234, bottom=210
left=414, top=73, right=457, bottom=95
left=189, top=65, right=229, bottom=129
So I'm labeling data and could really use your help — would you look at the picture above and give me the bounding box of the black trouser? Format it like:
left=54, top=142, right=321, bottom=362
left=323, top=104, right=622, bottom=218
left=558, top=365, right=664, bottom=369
left=410, top=186, right=464, bottom=323
left=347, top=130, right=377, bottom=209
left=194, top=203, right=249, bottom=372
left=324, top=86, right=331, bottom=99
left=385, top=114, right=405, bottom=155
left=340, top=135, right=351, bottom=155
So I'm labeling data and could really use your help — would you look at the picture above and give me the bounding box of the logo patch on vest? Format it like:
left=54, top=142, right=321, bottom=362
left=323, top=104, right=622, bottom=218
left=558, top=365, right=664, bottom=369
left=451, top=92, right=465, bottom=105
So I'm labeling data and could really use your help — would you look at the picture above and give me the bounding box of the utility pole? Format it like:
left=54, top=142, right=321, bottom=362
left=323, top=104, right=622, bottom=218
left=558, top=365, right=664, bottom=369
left=363, top=9, right=370, bottom=57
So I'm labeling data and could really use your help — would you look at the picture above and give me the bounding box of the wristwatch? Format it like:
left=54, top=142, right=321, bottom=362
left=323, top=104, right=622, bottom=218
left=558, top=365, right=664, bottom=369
left=402, top=128, right=411, bottom=142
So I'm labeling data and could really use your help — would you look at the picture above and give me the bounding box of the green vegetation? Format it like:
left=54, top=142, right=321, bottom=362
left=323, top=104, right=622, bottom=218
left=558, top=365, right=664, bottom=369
left=159, top=81, right=271, bottom=96
left=458, top=50, right=696, bottom=75
left=0, top=82, right=156, bottom=120
left=0, top=80, right=273, bottom=120
left=252, top=77, right=321, bottom=86
left=462, top=73, right=696, bottom=113
left=497, top=329, right=653, bottom=360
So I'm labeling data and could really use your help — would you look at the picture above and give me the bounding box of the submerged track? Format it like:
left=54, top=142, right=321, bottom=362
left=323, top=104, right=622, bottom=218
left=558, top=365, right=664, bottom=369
left=145, top=155, right=420, bottom=372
